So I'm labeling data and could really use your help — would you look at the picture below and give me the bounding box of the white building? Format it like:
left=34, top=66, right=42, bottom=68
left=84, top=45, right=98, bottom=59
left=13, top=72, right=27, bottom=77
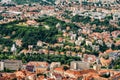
left=37, top=41, right=43, bottom=47
left=11, top=44, right=17, bottom=54
left=70, top=61, right=90, bottom=70
left=4, top=60, right=22, bottom=70
left=113, top=13, right=120, bottom=21
left=92, top=45, right=100, bottom=51
left=71, top=34, right=76, bottom=40
left=75, top=40, right=81, bottom=46
left=56, top=23, right=61, bottom=31
left=86, top=40, right=92, bottom=46
left=93, top=64, right=101, bottom=71
left=78, top=36, right=84, bottom=41
left=0, top=61, right=4, bottom=71
left=50, top=62, right=61, bottom=71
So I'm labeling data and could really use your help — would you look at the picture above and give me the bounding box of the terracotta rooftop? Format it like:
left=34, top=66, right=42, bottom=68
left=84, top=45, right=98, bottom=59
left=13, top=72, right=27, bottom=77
left=110, top=73, right=120, bottom=80
left=27, top=61, right=48, bottom=67
left=54, top=67, right=64, bottom=72
left=100, top=57, right=112, bottom=66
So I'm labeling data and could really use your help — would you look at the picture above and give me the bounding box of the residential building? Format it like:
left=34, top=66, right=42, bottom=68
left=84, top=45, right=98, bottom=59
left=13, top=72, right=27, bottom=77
left=50, top=62, right=61, bottom=71
left=93, top=64, right=101, bottom=71
left=37, top=41, right=43, bottom=47
left=113, top=13, right=120, bottom=21
left=0, top=61, right=4, bottom=71
left=64, top=70, right=83, bottom=79
left=70, top=34, right=76, bottom=40
left=83, top=54, right=97, bottom=64
left=53, top=67, right=64, bottom=75
left=4, top=60, right=22, bottom=70
left=26, top=61, right=49, bottom=74
left=100, top=57, right=112, bottom=67
left=70, top=61, right=90, bottom=70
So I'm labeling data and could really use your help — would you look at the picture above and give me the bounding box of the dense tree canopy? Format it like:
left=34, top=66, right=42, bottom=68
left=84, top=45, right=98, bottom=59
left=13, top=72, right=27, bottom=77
left=0, top=52, right=80, bottom=65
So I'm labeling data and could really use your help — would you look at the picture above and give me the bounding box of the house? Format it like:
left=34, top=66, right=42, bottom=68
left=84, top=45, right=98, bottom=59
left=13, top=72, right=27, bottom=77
left=15, top=70, right=26, bottom=79
left=66, top=26, right=70, bottom=31
left=37, top=41, right=43, bottom=47
left=50, top=72, right=62, bottom=80
left=26, top=65, right=35, bottom=72
left=49, top=51, right=55, bottom=55
left=113, top=13, right=120, bottom=21
left=3, top=47, right=9, bottom=52
left=83, top=72, right=108, bottom=80
left=83, top=54, right=97, bottom=64
left=26, top=61, right=49, bottom=74
left=4, top=60, right=22, bottom=70
left=100, top=57, right=112, bottom=67
left=92, top=45, right=100, bottom=51
left=96, top=39, right=103, bottom=46
left=57, top=37, right=63, bottom=43
left=75, top=40, right=81, bottom=46
left=28, top=45, right=33, bottom=50
left=15, top=39, right=22, bottom=47
left=0, top=61, right=4, bottom=71
left=63, top=32, right=69, bottom=37
left=93, top=64, right=101, bottom=71
left=50, top=62, right=61, bottom=71
left=105, top=42, right=112, bottom=48
left=20, top=49, right=28, bottom=54
left=110, top=73, right=120, bottom=80
left=85, top=40, right=92, bottom=46
left=111, top=30, right=120, bottom=38
left=25, top=73, right=37, bottom=80
left=70, top=34, right=76, bottom=40
left=64, top=70, right=83, bottom=79
left=56, top=23, right=61, bottom=31
left=15, top=70, right=37, bottom=80
left=53, top=67, right=64, bottom=75
left=71, top=52, right=76, bottom=56
left=26, top=20, right=37, bottom=26
left=0, top=73, right=16, bottom=80
left=78, top=36, right=84, bottom=41
left=108, top=51, right=120, bottom=60
left=70, top=61, right=90, bottom=70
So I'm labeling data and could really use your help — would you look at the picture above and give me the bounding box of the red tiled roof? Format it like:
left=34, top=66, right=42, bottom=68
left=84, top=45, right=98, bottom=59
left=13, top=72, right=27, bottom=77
left=80, top=69, right=97, bottom=74
left=65, top=70, right=81, bottom=76
left=27, top=61, right=48, bottom=67
left=110, top=73, right=120, bottom=80
left=54, top=67, right=64, bottom=72
left=100, top=57, right=112, bottom=66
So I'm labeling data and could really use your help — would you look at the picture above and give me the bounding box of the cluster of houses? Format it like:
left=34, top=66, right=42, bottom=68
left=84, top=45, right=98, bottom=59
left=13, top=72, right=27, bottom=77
left=0, top=0, right=119, bottom=24
left=7, top=22, right=120, bottom=56
left=55, top=0, right=117, bottom=5
left=0, top=59, right=120, bottom=80
left=0, top=1, right=120, bottom=80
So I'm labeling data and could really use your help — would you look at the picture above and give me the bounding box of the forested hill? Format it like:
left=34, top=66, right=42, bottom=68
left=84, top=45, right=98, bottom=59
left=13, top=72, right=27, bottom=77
left=12, top=0, right=55, bottom=5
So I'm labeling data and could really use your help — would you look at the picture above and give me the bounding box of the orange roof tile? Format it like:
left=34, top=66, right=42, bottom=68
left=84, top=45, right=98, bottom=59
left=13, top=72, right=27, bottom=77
left=100, top=57, right=112, bottom=66
left=110, top=73, right=120, bottom=80
left=27, top=61, right=48, bottom=67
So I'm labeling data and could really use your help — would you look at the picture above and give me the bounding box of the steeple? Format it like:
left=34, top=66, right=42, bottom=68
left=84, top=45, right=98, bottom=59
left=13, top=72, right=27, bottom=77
left=11, top=44, right=17, bottom=55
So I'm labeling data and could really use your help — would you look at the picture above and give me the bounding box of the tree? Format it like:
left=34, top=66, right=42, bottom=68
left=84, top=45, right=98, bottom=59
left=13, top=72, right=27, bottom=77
left=63, top=66, right=69, bottom=71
